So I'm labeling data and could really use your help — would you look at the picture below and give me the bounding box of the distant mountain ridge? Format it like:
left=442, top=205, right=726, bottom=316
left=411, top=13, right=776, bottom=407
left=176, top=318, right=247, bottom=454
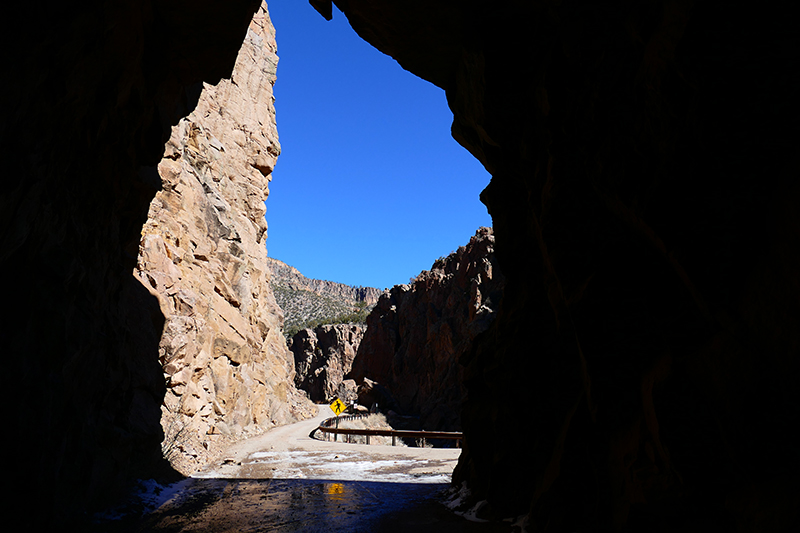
left=266, top=257, right=383, bottom=337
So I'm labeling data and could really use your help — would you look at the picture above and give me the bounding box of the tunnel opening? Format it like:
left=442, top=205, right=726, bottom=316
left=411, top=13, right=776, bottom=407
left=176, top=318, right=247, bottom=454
left=117, top=2, right=502, bottom=529
left=135, top=0, right=494, bottom=495
left=6, top=0, right=798, bottom=530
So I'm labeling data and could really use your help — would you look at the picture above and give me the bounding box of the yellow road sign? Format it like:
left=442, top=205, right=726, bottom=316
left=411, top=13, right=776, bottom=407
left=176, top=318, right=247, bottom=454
left=329, top=397, right=346, bottom=416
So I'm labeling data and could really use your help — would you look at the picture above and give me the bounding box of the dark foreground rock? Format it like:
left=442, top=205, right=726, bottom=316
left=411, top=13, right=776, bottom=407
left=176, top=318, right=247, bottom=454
left=350, top=227, right=504, bottom=431
left=5, top=0, right=799, bottom=530
left=326, top=1, right=800, bottom=530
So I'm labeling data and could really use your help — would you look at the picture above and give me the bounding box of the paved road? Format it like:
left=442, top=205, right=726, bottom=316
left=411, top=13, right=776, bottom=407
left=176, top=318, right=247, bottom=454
left=91, top=406, right=514, bottom=532
left=199, top=405, right=461, bottom=483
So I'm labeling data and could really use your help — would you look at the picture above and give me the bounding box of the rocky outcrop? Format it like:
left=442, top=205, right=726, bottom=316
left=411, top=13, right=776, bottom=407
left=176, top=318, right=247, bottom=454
left=135, top=3, right=313, bottom=475
left=320, top=1, right=800, bottom=530
left=349, top=227, right=503, bottom=431
left=4, top=0, right=269, bottom=527
left=289, top=324, right=366, bottom=403
left=268, top=257, right=383, bottom=303
left=267, top=257, right=380, bottom=335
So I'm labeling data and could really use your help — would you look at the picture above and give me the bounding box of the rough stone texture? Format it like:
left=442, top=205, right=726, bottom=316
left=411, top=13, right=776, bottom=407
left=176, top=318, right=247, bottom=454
left=267, top=257, right=381, bottom=336
left=135, top=3, right=313, bottom=475
left=3, top=0, right=266, bottom=527
left=268, top=257, right=383, bottom=303
left=5, top=0, right=798, bottom=530
left=322, top=0, right=799, bottom=530
left=289, top=324, right=366, bottom=403
left=348, top=227, right=503, bottom=431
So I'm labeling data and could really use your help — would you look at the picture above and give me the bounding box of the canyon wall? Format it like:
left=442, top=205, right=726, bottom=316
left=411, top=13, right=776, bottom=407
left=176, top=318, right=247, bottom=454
left=2, top=0, right=271, bottom=527
left=4, top=0, right=798, bottom=529
left=349, top=227, right=504, bottom=431
left=320, top=0, right=799, bottom=530
left=135, top=3, right=313, bottom=475
left=267, top=256, right=380, bottom=336
left=267, top=257, right=383, bottom=304
left=289, top=324, right=366, bottom=403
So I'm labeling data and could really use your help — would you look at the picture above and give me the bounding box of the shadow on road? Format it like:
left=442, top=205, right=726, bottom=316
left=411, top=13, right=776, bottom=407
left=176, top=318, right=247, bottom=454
left=90, top=477, right=514, bottom=532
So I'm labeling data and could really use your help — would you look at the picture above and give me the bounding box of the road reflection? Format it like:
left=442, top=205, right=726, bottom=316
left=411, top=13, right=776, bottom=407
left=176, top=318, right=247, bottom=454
left=92, top=477, right=512, bottom=532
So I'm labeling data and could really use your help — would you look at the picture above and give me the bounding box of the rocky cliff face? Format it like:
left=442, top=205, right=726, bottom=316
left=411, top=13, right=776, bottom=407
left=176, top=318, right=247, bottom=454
left=349, top=228, right=504, bottom=431
left=267, top=256, right=380, bottom=335
left=268, top=257, right=383, bottom=303
left=135, top=4, right=313, bottom=475
left=4, top=0, right=269, bottom=526
left=320, top=1, right=799, bottom=530
left=348, top=227, right=503, bottom=431
left=289, top=324, right=366, bottom=403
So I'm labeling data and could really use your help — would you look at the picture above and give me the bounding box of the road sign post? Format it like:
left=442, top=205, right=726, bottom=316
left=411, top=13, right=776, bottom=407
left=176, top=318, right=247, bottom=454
left=329, top=397, right=346, bottom=416
left=329, top=398, right=346, bottom=442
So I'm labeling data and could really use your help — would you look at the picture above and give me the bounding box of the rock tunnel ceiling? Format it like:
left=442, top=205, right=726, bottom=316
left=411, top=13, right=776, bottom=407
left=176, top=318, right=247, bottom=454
left=3, top=0, right=798, bottom=530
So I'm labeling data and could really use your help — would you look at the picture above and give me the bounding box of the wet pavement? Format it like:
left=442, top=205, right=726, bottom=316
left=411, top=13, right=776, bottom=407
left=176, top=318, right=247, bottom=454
left=89, top=408, right=518, bottom=532
left=91, top=477, right=515, bottom=532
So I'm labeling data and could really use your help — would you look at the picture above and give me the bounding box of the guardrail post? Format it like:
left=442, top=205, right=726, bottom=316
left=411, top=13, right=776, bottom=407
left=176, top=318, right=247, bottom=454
left=392, top=435, right=396, bottom=446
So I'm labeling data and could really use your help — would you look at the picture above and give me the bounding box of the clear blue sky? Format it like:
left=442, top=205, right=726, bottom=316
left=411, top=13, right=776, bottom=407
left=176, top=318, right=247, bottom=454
left=265, top=1, right=492, bottom=290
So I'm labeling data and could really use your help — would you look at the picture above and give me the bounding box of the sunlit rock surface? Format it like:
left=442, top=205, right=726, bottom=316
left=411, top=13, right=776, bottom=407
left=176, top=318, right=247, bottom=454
left=135, top=3, right=314, bottom=475
left=267, top=257, right=380, bottom=336
left=267, top=257, right=383, bottom=306
left=5, top=0, right=269, bottom=527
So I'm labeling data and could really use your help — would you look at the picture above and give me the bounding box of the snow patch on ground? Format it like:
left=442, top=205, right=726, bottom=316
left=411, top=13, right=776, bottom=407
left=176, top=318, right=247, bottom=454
left=442, top=481, right=471, bottom=510
left=195, top=450, right=451, bottom=484
left=443, top=482, right=531, bottom=531
left=459, top=499, right=491, bottom=522
left=267, top=450, right=449, bottom=483
left=442, top=481, right=489, bottom=523
left=92, top=477, right=192, bottom=522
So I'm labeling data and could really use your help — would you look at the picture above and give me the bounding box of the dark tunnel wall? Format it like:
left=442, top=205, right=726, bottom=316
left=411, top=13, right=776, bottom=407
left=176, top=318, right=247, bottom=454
left=324, top=0, right=799, bottom=530
left=2, top=0, right=263, bottom=527
left=1, top=0, right=797, bottom=530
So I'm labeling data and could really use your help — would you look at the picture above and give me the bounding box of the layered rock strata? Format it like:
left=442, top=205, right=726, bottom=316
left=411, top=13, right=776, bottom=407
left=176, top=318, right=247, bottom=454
left=268, top=257, right=383, bottom=303
left=289, top=324, right=366, bottom=403
left=318, top=1, right=800, bottom=530
left=348, top=227, right=504, bottom=431
left=267, top=257, right=381, bottom=335
left=135, top=3, right=313, bottom=475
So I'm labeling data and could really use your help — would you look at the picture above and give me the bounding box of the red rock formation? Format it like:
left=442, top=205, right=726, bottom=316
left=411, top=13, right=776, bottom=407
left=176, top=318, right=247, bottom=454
left=349, top=227, right=504, bottom=431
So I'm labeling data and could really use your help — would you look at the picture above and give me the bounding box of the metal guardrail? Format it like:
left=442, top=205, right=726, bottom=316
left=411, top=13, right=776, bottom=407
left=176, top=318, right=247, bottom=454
left=315, top=414, right=463, bottom=447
